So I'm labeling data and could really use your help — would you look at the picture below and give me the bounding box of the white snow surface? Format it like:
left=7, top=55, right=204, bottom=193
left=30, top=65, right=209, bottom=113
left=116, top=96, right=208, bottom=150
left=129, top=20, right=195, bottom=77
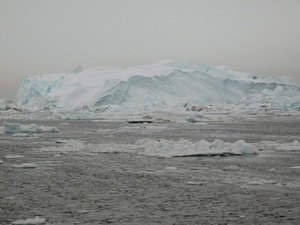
left=2, top=122, right=59, bottom=133
left=15, top=59, right=300, bottom=110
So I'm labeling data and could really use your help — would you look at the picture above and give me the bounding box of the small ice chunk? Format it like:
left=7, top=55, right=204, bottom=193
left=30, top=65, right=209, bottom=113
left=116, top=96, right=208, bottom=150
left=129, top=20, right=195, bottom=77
left=289, top=166, right=300, bottom=169
left=268, top=168, right=276, bottom=171
left=12, top=216, right=46, bottom=225
left=165, top=167, right=177, bottom=170
left=5, top=155, right=25, bottom=159
left=56, top=139, right=69, bottom=144
left=77, top=210, right=90, bottom=214
left=54, top=153, right=64, bottom=158
left=248, top=181, right=264, bottom=185
left=185, top=181, right=208, bottom=185
left=223, top=165, right=241, bottom=171
left=13, top=163, right=37, bottom=169
left=5, top=196, right=17, bottom=200
left=230, top=140, right=259, bottom=154
left=276, top=140, right=300, bottom=152
left=186, top=115, right=203, bottom=123
left=0, top=160, right=4, bottom=164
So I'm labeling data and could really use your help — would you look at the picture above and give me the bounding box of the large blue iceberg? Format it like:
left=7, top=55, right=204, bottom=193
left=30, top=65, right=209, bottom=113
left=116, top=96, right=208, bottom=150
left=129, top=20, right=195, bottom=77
left=15, top=59, right=300, bottom=110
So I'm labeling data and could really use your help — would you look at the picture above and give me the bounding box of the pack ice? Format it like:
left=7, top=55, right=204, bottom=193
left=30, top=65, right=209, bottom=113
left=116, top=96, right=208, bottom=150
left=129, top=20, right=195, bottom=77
left=15, top=59, right=300, bottom=109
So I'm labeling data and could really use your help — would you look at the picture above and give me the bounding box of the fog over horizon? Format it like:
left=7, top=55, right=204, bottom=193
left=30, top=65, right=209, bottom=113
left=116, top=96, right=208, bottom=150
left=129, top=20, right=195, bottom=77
left=1, top=0, right=300, bottom=99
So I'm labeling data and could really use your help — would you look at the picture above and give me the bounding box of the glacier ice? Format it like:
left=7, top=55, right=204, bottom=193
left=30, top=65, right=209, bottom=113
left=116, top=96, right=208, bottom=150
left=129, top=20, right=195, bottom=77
left=15, top=59, right=300, bottom=110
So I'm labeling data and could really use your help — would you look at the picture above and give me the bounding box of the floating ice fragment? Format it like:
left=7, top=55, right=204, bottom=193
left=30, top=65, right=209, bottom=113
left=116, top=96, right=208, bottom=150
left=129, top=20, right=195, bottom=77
left=5, top=196, right=17, bottom=200
left=56, top=139, right=70, bottom=143
left=248, top=181, right=264, bottom=185
left=77, top=210, right=90, bottom=214
left=276, top=140, right=300, bottom=152
left=165, top=167, right=177, bottom=170
left=54, top=153, right=64, bottom=158
left=12, top=163, right=37, bottom=169
left=3, top=122, right=59, bottom=133
left=186, top=115, right=204, bottom=123
left=185, top=181, right=208, bottom=185
left=230, top=140, right=259, bottom=154
left=0, top=160, right=4, bottom=164
left=289, top=166, right=300, bottom=169
left=12, top=216, right=46, bottom=225
left=223, top=165, right=241, bottom=171
left=134, top=138, right=258, bottom=157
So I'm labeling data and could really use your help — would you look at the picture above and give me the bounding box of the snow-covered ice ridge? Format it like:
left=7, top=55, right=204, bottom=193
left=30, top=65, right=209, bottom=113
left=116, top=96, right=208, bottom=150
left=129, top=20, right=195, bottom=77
left=15, top=59, right=300, bottom=109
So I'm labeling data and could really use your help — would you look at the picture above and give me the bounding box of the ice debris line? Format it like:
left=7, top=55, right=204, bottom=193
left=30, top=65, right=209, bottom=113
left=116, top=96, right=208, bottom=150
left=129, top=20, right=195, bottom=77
left=15, top=59, right=300, bottom=110
left=37, top=138, right=259, bottom=157
left=133, top=139, right=259, bottom=157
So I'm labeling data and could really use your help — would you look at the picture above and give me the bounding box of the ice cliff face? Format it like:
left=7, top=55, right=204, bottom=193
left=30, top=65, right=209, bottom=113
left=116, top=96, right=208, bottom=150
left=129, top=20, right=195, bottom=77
left=15, top=59, right=300, bottom=109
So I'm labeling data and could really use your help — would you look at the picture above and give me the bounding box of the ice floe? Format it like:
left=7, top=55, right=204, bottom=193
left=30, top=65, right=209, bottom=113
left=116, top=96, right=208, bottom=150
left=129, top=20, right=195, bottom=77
left=2, top=122, right=59, bottom=133
left=185, top=181, right=208, bottom=185
left=289, top=166, right=300, bottom=169
left=133, top=138, right=259, bottom=157
left=275, top=140, right=300, bottom=152
left=40, top=138, right=259, bottom=158
left=12, top=163, right=37, bottom=169
left=223, top=165, right=241, bottom=171
left=12, top=216, right=46, bottom=225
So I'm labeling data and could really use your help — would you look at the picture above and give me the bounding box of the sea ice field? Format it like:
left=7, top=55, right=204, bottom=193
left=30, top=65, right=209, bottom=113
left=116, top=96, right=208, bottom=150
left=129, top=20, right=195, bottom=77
left=1, top=59, right=300, bottom=224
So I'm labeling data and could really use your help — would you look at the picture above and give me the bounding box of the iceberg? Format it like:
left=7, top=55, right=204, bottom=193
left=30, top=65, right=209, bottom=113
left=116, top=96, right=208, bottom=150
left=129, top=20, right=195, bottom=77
left=15, top=59, right=300, bottom=110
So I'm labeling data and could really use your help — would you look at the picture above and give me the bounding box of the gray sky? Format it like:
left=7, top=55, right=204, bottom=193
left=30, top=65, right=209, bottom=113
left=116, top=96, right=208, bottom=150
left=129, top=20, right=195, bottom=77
left=1, top=0, right=300, bottom=99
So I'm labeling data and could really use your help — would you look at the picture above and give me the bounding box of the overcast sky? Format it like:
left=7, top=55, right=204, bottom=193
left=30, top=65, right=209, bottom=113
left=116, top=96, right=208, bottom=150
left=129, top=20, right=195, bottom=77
left=1, top=0, right=300, bottom=99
